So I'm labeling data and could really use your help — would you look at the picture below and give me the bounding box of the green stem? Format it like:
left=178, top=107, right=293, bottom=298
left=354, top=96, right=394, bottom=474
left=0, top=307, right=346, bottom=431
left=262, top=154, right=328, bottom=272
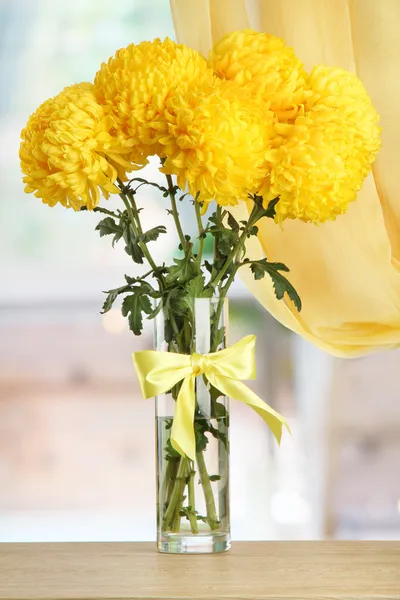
left=165, top=174, right=187, bottom=252
left=126, top=192, right=144, bottom=235
left=172, top=490, right=185, bottom=533
left=169, top=312, right=185, bottom=353
left=194, top=201, right=205, bottom=268
left=134, top=268, right=154, bottom=281
left=128, top=177, right=167, bottom=195
left=166, top=460, right=179, bottom=507
left=211, top=205, right=222, bottom=280
left=162, top=457, right=188, bottom=530
left=187, top=461, right=199, bottom=534
left=210, top=203, right=262, bottom=290
left=211, top=272, right=238, bottom=353
left=184, top=319, right=194, bottom=354
left=160, top=459, right=174, bottom=511
left=210, top=207, right=264, bottom=352
left=119, top=192, right=159, bottom=271
left=221, top=265, right=239, bottom=296
left=211, top=231, right=252, bottom=352
left=211, top=228, right=247, bottom=290
left=125, top=189, right=170, bottom=297
left=116, top=182, right=166, bottom=296
left=196, top=450, right=219, bottom=530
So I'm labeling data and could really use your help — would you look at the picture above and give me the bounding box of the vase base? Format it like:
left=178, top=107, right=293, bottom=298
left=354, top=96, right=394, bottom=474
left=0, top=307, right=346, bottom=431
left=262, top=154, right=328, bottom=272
left=157, top=531, right=230, bottom=554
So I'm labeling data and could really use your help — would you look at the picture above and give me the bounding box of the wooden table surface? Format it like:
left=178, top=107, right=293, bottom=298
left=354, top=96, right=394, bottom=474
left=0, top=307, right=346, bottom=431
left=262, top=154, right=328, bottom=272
left=0, top=542, right=399, bottom=600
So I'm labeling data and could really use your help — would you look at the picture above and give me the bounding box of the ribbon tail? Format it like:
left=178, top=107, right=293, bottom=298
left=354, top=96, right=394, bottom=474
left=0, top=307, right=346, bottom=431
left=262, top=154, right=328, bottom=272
left=207, top=373, right=290, bottom=445
left=170, top=376, right=197, bottom=460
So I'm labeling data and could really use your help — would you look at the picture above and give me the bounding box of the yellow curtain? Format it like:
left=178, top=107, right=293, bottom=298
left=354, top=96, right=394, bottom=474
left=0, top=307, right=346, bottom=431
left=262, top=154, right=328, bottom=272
left=170, top=0, right=400, bottom=357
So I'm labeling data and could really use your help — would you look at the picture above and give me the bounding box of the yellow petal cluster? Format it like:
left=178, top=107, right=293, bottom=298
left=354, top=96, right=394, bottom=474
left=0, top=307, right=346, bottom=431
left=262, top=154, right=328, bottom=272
left=260, top=118, right=352, bottom=222
left=19, top=83, right=130, bottom=210
left=94, top=38, right=214, bottom=167
left=160, top=79, right=274, bottom=210
left=209, top=29, right=308, bottom=122
left=307, top=66, right=381, bottom=185
left=260, top=66, right=381, bottom=223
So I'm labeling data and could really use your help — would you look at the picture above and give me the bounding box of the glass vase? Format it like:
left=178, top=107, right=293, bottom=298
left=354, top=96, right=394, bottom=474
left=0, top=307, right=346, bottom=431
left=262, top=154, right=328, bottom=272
left=155, top=296, right=230, bottom=554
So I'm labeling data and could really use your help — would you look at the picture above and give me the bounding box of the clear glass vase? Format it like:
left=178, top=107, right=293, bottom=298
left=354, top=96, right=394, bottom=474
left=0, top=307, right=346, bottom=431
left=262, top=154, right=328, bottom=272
left=155, top=296, right=230, bottom=554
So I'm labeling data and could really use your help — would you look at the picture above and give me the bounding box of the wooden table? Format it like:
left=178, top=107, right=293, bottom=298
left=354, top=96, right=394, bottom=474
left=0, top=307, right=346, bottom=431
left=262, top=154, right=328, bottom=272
left=0, top=542, right=399, bottom=599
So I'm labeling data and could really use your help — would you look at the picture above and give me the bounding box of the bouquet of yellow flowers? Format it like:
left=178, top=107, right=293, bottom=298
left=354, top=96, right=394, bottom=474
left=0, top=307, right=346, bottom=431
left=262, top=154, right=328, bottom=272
left=19, top=30, right=380, bottom=553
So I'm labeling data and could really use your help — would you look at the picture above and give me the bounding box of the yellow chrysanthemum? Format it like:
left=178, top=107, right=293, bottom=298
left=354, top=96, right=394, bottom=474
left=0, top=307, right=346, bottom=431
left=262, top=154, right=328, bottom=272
left=160, top=79, right=274, bottom=210
left=20, top=83, right=131, bottom=210
left=209, top=29, right=308, bottom=122
left=260, top=117, right=351, bottom=222
left=260, top=67, right=381, bottom=223
left=94, top=38, right=214, bottom=167
left=307, top=66, right=381, bottom=184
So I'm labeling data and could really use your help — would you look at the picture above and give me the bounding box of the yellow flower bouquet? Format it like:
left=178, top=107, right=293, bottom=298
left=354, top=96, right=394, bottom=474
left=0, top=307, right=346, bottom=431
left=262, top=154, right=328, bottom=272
left=19, top=30, right=380, bottom=553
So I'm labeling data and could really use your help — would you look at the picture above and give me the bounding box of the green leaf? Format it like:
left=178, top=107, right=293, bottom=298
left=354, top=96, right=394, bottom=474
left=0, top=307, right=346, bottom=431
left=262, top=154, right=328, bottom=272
left=218, top=233, right=234, bottom=257
left=174, top=275, right=214, bottom=319
left=227, top=212, right=239, bottom=233
left=249, top=225, right=259, bottom=236
left=211, top=326, right=226, bottom=350
left=140, top=225, right=167, bottom=243
left=250, top=259, right=281, bottom=280
left=209, top=224, right=239, bottom=253
left=95, top=217, right=123, bottom=247
left=185, top=274, right=212, bottom=298
left=204, top=260, right=213, bottom=274
left=178, top=235, right=192, bottom=252
left=165, top=255, right=198, bottom=286
left=209, top=475, right=221, bottom=482
left=164, top=320, right=175, bottom=344
left=121, top=292, right=152, bottom=335
left=124, top=275, right=140, bottom=285
left=147, top=299, right=163, bottom=320
left=213, top=258, right=226, bottom=272
left=101, top=289, right=119, bottom=314
left=263, top=197, right=280, bottom=218
left=124, top=276, right=156, bottom=296
left=206, top=421, right=228, bottom=449
left=95, top=217, right=120, bottom=236
left=210, top=385, right=223, bottom=404
left=208, top=210, right=224, bottom=229
left=214, top=401, right=228, bottom=418
left=209, top=208, right=240, bottom=264
left=101, top=283, right=133, bottom=314
left=194, top=423, right=209, bottom=453
left=164, top=287, right=190, bottom=318
left=185, top=275, right=205, bottom=298
left=123, top=225, right=144, bottom=264
left=252, top=196, right=280, bottom=220
left=250, top=259, right=302, bottom=311
left=165, top=437, right=181, bottom=460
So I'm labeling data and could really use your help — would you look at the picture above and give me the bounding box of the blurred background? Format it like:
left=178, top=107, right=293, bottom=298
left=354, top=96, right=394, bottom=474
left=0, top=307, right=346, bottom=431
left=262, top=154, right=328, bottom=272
left=1, top=0, right=400, bottom=543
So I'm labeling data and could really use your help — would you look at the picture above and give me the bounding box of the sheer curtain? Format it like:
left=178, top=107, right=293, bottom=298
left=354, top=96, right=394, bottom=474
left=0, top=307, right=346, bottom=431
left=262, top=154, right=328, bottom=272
left=170, top=0, right=400, bottom=357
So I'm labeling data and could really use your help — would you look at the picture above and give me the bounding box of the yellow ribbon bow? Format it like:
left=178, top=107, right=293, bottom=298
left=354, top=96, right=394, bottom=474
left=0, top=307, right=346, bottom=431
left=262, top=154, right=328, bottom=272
left=133, top=335, right=290, bottom=460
